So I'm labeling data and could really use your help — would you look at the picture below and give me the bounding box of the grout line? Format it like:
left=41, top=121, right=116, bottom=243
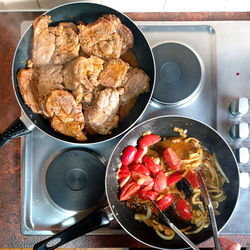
left=36, top=0, right=42, bottom=9
left=163, top=0, right=168, bottom=11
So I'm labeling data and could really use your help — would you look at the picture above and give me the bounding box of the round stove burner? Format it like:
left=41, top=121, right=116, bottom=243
left=152, top=42, right=203, bottom=106
left=45, top=149, right=105, bottom=211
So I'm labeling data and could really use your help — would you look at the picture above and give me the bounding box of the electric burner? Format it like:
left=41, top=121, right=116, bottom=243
left=45, top=149, right=105, bottom=211
left=152, top=42, right=203, bottom=107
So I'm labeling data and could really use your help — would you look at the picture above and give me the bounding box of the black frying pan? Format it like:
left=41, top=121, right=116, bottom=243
left=34, top=116, right=240, bottom=250
left=0, top=2, right=155, bottom=148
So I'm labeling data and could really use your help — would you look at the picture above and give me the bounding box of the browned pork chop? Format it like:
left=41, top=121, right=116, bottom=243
left=46, top=90, right=86, bottom=141
left=17, top=68, right=41, bottom=114
left=50, top=22, right=80, bottom=64
left=32, top=15, right=55, bottom=66
left=63, top=56, right=104, bottom=103
left=98, top=58, right=129, bottom=88
left=78, top=17, right=123, bottom=60
left=36, top=64, right=65, bottom=116
left=103, top=14, right=134, bottom=54
left=84, top=88, right=121, bottom=135
left=51, top=116, right=87, bottom=142
left=120, top=67, right=150, bottom=105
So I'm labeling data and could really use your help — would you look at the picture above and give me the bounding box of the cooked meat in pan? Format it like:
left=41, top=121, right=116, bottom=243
left=51, top=116, right=87, bottom=142
left=120, top=67, right=150, bottom=105
left=98, top=58, right=129, bottom=88
left=63, top=56, right=104, bottom=91
left=50, top=22, right=80, bottom=64
left=63, top=56, right=104, bottom=104
left=18, top=14, right=150, bottom=141
left=37, top=64, right=65, bottom=116
left=17, top=68, right=41, bottom=114
left=103, top=14, right=134, bottom=54
left=78, top=17, right=123, bottom=60
left=33, top=16, right=80, bottom=66
left=32, top=15, right=55, bottom=66
left=37, top=64, right=64, bottom=98
left=46, top=90, right=87, bottom=141
left=85, top=88, right=122, bottom=135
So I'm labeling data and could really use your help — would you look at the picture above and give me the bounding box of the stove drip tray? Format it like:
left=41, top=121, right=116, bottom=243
left=152, top=42, right=203, bottom=107
left=45, top=149, right=105, bottom=211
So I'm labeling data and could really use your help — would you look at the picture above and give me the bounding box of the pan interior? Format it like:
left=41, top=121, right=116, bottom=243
left=12, top=2, right=155, bottom=144
left=106, top=116, right=239, bottom=249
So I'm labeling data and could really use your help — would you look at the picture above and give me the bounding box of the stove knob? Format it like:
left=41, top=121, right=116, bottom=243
left=229, top=122, right=249, bottom=140
left=229, top=97, right=249, bottom=116
left=235, top=147, right=249, bottom=164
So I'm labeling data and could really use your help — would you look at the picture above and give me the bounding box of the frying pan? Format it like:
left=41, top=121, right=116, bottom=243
left=34, top=115, right=240, bottom=250
left=0, top=2, right=155, bottom=147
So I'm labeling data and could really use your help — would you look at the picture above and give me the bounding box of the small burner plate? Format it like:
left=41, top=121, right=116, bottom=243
left=45, top=149, right=105, bottom=211
left=152, top=42, right=203, bottom=106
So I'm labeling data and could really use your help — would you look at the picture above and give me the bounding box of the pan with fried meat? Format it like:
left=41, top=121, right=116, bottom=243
left=5, top=2, right=154, bottom=147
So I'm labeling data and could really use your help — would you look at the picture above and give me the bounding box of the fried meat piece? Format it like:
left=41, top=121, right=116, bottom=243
left=51, top=116, right=87, bottom=142
left=17, top=68, right=41, bottom=113
left=37, top=64, right=64, bottom=98
left=46, top=90, right=86, bottom=141
left=37, top=64, right=65, bottom=115
left=103, top=14, right=134, bottom=54
left=120, top=67, right=150, bottom=105
left=32, top=15, right=55, bottom=66
left=50, top=22, right=80, bottom=64
left=84, top=88, right=120, bottom=135
left=78, top=17, right=123, bottom=60
left=98, top=58, right=129, bottom=88
left=63, top=56, right=104, bottom=103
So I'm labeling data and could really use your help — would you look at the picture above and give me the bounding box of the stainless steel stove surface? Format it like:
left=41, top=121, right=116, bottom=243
left=21, top=21, right=250, bottom=236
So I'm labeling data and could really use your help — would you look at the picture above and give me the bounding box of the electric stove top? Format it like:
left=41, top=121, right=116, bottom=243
left=21, top=20, right=250, bottom=236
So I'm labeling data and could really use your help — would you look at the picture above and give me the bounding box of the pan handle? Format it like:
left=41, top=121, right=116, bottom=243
left=0, top=115, right=35, bottom=148
left=33, top=207, right=113, bottom=250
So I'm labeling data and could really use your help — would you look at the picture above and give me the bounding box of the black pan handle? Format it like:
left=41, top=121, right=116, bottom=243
left=33, top=207, right=112, bottom=250
left=0, top=116, right=34, bottom=148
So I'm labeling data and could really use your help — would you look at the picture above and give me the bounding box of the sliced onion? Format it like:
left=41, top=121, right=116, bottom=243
left=156, top=229, right=175, bottom=240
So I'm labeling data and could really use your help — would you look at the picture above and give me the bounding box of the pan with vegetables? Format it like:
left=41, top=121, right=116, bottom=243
left=34, top=116, right=239, bottom=250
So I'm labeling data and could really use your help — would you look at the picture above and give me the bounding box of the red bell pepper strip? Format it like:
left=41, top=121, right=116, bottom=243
left=185, top=170, right=199, bottom=188
left=130, top=163, right=151, bottom=176
left=154, top=193, right=174, bottom=212
left=167, top=172, right=183, bottom=186
left=163, top=147, right=181, bottom=170
left=120, top=182, right=141, bottom=201
left=139, top=190, right=158, bottom=201
left=133, top=148, right=145, bottom=163
left=154, top=171, right=168, bottom=193
left=138, top=134, right=161, bottom=148
left=118, top=165, right=130, bottom=182
left=141, top=180, right=154, bottom=192
left=137, top=175, right=153, bottom=186
left=176, top=198, right=192, bottom=221
left=121, top=145, right=137, bottom=166
left=142, top=155, right=162, bottom=174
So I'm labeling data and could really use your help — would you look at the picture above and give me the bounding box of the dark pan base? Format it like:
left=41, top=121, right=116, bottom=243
left=46, top=149, right=105, bottom=211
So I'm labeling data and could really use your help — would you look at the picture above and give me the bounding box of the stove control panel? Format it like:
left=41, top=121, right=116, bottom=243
left=229, top=122, right=249, bottom=140
left=229, top=97, right=249, bottom=117
left=235, top=147, right=250, bottom=164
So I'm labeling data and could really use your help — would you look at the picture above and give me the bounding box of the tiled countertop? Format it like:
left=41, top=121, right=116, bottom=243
left=1, top=0, right=250, bottom=12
